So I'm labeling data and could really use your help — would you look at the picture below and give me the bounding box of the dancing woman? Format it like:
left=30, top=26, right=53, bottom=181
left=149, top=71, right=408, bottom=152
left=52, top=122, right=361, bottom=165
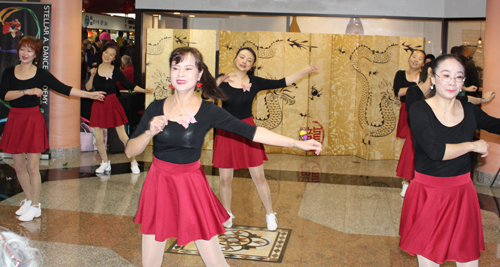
left=0, top=36, right=105, bottom=222
left=125, top=47, right=321, bottom=267
left=399, top=54, right=500, bottom=266
left=214, top=47, right=318, bottom=230
left=85, top=41, right=152, bottom=174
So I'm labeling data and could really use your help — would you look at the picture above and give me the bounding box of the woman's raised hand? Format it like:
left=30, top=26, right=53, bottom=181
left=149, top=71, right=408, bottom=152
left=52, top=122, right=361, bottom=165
left=149, top=115, right=169, bottom=136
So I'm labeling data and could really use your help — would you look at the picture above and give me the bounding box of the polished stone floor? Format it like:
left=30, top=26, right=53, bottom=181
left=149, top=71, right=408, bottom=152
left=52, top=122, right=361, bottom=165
left=1, top=147, right=499, bottom=266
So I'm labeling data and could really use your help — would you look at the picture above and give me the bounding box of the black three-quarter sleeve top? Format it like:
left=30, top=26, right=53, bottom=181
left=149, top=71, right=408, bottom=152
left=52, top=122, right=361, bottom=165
left=220, top=76, right=287, bottom=119
left=393, top=70, right=417, bottom=103
left=92, top=65, right=135, bottom=94
left=130, top=99, right=257, bottom=164
left=410, top=100, right=500, bottom=177
left=0, top=66, right=72, bottom=108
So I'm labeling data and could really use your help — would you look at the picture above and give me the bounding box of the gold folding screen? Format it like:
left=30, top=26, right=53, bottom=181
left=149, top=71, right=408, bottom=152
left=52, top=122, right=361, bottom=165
left=145, top=28, right=423, bottom=160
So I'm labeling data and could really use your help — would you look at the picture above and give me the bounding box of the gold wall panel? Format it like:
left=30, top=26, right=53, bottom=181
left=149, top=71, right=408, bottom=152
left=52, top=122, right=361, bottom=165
left=281, top=32, right=310, bottom=156
left=329, top=34, right=358, bottom=156
left=253, top=31, right=286, bottom=154
left=306, top=33, right=331, bottom=156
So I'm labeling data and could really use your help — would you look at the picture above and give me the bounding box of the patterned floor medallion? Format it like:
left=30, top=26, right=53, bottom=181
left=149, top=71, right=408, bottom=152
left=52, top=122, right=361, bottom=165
left=166, top=225, right=292, bottom=263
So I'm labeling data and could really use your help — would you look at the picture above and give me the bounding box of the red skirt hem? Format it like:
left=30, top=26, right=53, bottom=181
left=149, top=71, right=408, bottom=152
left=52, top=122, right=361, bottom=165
left=89, top=93, right=128, bottom=128
left=0, top=107, right=48, bottom=154
left=397, top=102, right=409, bottom=139
left=396, top=132, right=414, bottom=180
left=212, top=116, right=268, bottom=169
left=399, top=171, right=484, bottom=264
left=134, top=157, right=229, bottom=245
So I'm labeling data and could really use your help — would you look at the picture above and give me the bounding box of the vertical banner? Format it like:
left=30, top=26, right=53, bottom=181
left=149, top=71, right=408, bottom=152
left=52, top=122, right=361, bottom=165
left=0, top=2, right=50, bottom=134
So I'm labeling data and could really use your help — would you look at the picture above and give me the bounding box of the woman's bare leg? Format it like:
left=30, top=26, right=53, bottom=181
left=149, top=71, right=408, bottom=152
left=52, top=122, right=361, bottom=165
left=26, top=153, right=41, bottom=204
left=93, top=127, right=108, bottom=162
left=12, top=154, right=31, bottom=200
left=195, top=235, right=229, bottom=267
left=248, top=165, right=273, bottom=214
left=141, top=234, right=166, bottom=267
left=417, top=255, right=439, bottom=267
left=219, top=168, right=234, bottom=213
left=115, top=125, right=136, bottom=162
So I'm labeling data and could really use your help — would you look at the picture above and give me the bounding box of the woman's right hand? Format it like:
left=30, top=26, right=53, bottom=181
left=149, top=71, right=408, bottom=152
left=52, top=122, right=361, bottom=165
left=90, top=68, right=97, bottom=77
left=472, top=139, right=489, bottom=157
left=216, top=73, right=234, bottom=86
left=27, top=88, right=43, bottom=97
left=148, top=115, right=169, bottom=136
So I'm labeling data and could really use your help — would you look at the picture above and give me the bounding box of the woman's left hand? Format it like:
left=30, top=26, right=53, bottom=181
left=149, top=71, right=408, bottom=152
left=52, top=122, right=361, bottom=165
left=90, top=91, right=106, bottom=101
left=482, top=91, right=495, bottom=103
left=295, top=139, right=322, bottom=155
left=145, top=88, right=154, bottom=94
left=303, top=64, right=319, bottom=75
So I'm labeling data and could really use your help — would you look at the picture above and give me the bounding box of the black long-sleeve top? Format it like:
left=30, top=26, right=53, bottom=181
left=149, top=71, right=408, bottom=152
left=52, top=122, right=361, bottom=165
left=409, top=100, right=500, bottom=177
left=0, top=66, right=72, bottom=108
left=393, top=70, right=417, bottom=103
left=406, top=85, right=468, bottom=126
left=220, top=76, right=287, bottom=119
left=91, top=65, right=135, bottom=95
left=130, top=99, right=257, bottom=164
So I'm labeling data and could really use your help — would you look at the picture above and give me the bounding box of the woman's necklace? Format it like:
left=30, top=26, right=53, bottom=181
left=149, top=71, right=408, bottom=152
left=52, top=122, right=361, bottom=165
left=173, top=95, right=195, bottom=116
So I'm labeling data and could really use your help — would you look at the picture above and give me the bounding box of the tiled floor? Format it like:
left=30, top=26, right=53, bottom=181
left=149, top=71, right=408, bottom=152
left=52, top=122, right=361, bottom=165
left=1, top=147, right=499, bottom=266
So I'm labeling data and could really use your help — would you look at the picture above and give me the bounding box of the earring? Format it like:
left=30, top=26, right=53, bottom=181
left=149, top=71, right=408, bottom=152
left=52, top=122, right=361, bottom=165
left=430, top=84, right=434, bottom=90
left=169, top=84, right=174, bottom=89
left=196, top=82, right=202, bottom=88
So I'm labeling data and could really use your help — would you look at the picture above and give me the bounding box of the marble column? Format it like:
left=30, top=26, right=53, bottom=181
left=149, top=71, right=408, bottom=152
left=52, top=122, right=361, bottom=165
left=41, top=0, right=82, bottom=158
left=477, top=0, right=500, bottom=186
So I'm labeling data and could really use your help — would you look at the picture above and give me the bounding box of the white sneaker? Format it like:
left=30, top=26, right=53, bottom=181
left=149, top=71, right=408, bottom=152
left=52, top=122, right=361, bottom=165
left=401, top=181, right=409, bottom=198
left=96, top=160, right=111, bottom=173
left=266, top=212, right=278, bottom=231
left=15, top=199, right=32, bottom=215
left=18, top=204, right=41, bottom=222
left=130, top=160, right=140, bottom=174
left=223, top=212, right=235, bottom=228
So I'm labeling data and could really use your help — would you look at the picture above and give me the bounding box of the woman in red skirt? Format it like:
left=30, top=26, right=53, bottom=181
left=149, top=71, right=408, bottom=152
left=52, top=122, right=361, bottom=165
left=125, top=47, right=322, bottom=267
left=394, top=49, right=425, bottom=196
left=85, top=41, right=152, bottom=174
left=399, top=54, right=500, bottom=266
left=214, top=47, right=318, bottom=230
left=0, top=36, right=105, bottom=222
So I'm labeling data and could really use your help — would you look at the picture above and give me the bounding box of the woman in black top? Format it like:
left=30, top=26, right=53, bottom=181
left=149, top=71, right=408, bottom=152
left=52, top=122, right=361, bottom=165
left=85, top=42, right=152, bottom=175
left=399, top=54, right=500, bottom=266
left=394, top=49, right=425, bottom=139
left=0, top=36, right=105, bottom=222
left=214, top=47, right=318, bottom=230
left=125, top=47, right=321, bottom=267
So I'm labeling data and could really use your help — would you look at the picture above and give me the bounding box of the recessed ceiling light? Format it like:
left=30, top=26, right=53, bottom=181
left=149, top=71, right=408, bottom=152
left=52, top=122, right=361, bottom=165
left=189, top=15, right=195, bottom=18
left=174, top=12, right=181, bottom=15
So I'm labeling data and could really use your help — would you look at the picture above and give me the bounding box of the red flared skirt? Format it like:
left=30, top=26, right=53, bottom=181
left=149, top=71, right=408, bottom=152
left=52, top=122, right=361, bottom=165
left=213, top=116, right=268, bottom=169
left=89, top=93, right=128, bottom=128
left=399, top=171, right=484, bottom=264
left=0, top=107, right=48, bottom=154
left=396, top=102, right=409, bottom=139
left=134, top=157, right=229, bottom=245
left=396, top=132, right=414, bottom=180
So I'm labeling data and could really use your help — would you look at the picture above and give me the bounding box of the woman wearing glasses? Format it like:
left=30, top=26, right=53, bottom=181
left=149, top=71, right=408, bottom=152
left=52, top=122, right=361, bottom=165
left=399, top=54, right=500, bottom=266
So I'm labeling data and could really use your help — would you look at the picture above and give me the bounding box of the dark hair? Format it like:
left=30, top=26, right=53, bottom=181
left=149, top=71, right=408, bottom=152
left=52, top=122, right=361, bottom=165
left=235, top=47, right=257, bottom=76
left=17, top=36, right=42, bottom=64
left=409, top=49, right=426, bottom=59
left=424, top=54, right=435, bottom=62
left=419, top=62, right=432, bottom=83
left=428, top=54, right=465, bottom=98
left=450, top=46, right=459, bottom=55
left=169, top=47, right=227, bottom=101
left=102, top=41, right=120, bottom=60
left=457, top=45, right=468, bottom=57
